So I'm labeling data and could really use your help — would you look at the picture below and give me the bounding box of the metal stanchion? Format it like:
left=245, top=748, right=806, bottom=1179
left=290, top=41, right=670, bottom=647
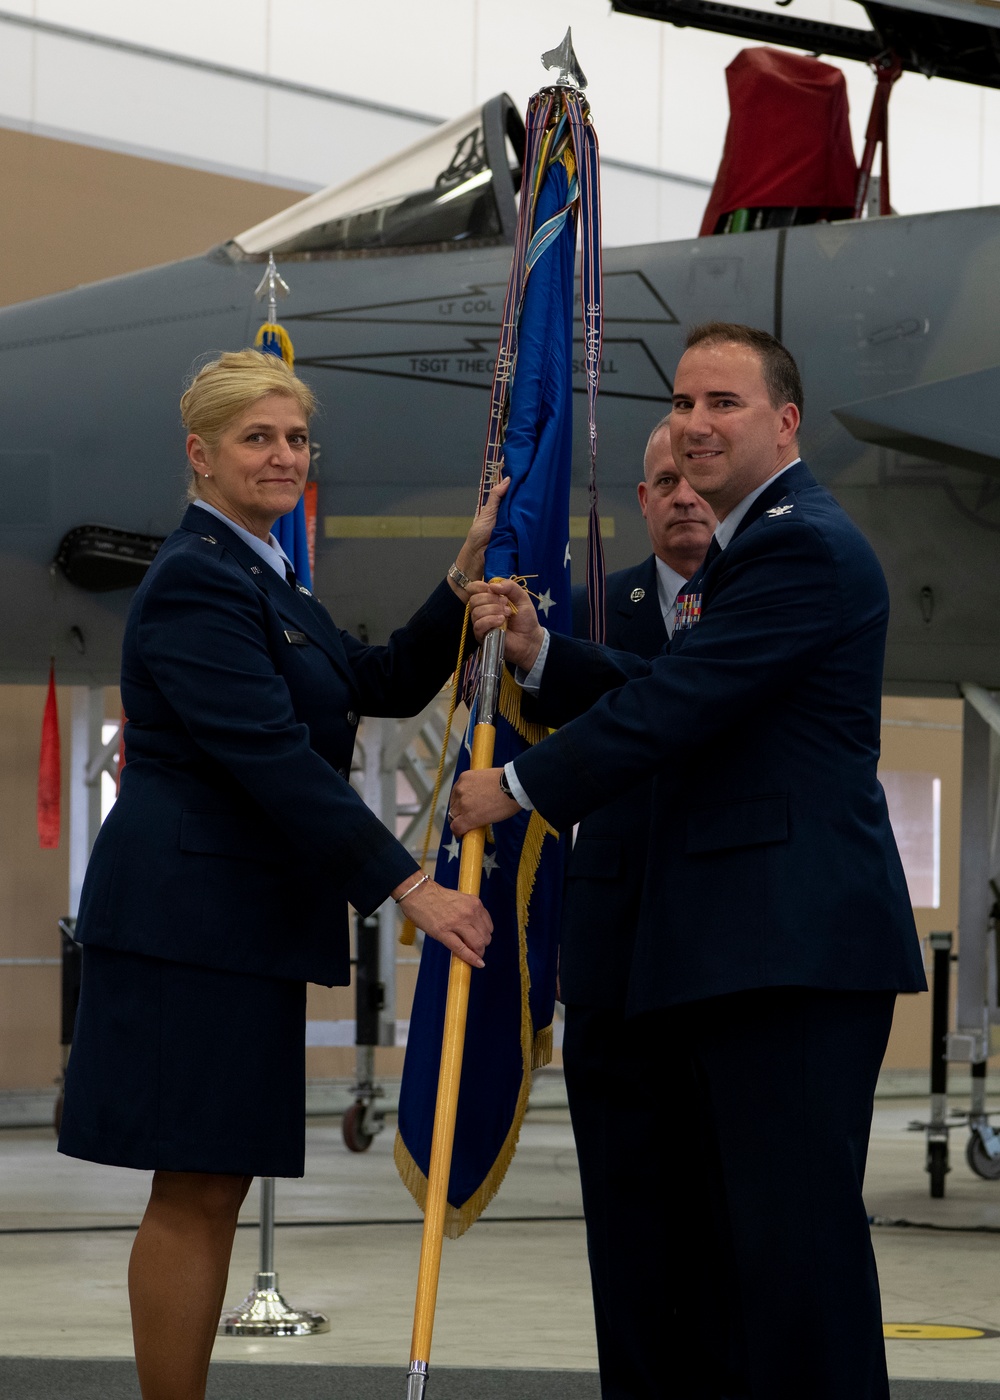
left=218, top=1176, right=329, bottom=1336
left=343, top=911, right=387, bottom=1152
left=926, top=931, right=952, bottom=1197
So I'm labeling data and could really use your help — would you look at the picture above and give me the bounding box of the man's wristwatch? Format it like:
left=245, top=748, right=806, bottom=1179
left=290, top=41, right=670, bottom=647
left=499, top=767, right=514, bottom=800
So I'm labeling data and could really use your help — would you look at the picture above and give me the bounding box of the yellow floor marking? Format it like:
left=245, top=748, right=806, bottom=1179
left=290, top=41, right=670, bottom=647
left=883, top=1323, right=994, bottom=1340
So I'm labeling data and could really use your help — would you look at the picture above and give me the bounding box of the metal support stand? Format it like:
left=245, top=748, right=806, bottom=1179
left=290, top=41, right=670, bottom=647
left=950, top=689, right=1000, bottom=1178
left=921, top=932, right=953, bottom=1197
left=360, top=716, right=399, bottom=1052
left=966, top=1057, right=1000, bottom=1179
left=343, top=911, right=387, bottom=1152
left=218, top=1177, right=329, bottom=1336
left=56, top=688, right=119, bottom=1130
left=69, top=687, right=107, bottom=919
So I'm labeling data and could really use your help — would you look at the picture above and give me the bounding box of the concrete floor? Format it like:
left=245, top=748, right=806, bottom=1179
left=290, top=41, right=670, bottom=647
left=2, top=1088, right=1000, bottom=1388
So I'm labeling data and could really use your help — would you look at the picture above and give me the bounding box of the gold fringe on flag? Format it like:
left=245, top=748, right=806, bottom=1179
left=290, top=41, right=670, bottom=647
left=392, top=800, right=560, bottom=1237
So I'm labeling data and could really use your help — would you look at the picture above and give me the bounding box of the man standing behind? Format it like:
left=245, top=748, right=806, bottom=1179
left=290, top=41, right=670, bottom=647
left=452, top=324, right=926, bottom=1400
left=562, top=423, right=716, bottom=1398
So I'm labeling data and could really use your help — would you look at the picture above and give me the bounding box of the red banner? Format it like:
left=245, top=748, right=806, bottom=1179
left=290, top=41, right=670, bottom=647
left=38, top=662, right=60, bottom=850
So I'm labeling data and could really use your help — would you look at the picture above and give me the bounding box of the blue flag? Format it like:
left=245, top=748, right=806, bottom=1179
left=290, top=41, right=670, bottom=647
left=395, top=140, right=580, bottom=1236
left=272, top=497, right=312, bottom=591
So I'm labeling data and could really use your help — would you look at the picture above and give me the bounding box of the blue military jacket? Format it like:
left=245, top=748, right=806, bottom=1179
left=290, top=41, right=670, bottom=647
left=561, top=556, right=667, bottom=1007
left=75, top=506, right=467, bottom=986
left=516, top=462, right=926, bottom=1013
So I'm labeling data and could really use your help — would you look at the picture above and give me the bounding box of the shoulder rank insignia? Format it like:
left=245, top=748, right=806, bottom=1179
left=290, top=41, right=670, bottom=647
left=630, top=587, right=645, bottom=603
left=765, top=504, right=794, bottom=517
left=250, top=565, right=262, bottom=575
left=674, top=592, right=703, bottom=631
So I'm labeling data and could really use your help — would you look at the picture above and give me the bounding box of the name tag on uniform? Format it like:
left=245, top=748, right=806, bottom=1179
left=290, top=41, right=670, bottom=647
left=284, top=630, right=309, bottom=646
left=673, top=593, right=703, bottom=631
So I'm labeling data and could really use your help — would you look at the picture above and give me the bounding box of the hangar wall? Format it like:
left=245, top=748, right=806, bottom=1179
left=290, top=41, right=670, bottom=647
left=1, top=0, right=999, bottom=248
left=0, top=131, right=306, bottom=1110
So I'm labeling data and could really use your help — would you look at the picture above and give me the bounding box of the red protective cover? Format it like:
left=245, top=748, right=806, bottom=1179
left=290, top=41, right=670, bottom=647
left=37, top=661, right=60, bottom=850
left=699, top=47, right=858, bottom=236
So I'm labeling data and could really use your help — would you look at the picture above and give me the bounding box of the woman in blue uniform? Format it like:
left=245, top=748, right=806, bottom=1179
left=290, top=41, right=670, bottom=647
left=58, top=348, right=501, bottom=1400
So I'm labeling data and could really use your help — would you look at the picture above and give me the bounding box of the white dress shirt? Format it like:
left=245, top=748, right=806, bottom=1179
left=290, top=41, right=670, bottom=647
left=654, top=557, right=689, bottom=639
left=192, top=498, right=294, bottom=582
left=504, top=459, right=802, bottom=811
left=712, top=458, right=800, bottom=551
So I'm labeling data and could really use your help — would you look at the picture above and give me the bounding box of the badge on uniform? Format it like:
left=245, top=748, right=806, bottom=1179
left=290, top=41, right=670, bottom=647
left=673, top=592, right=703, bottom=631
left=630, top=587, right=645, bottom=603
left=284, top=630, right=309, bottom=645
left=766, top=504, right=794, bottom=517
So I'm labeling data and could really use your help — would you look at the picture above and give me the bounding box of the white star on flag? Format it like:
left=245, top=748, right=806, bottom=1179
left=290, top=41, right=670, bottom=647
left=444, top=836, right=460, bottom=862
left=537, top=588, right=555, bottom=617
left=564, top=542, right=571, bottom=567
left=482, top=851, right=499, bottom=877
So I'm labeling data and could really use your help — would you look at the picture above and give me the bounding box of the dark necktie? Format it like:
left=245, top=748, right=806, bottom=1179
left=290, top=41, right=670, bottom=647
left=284, top=561, right=297, bottom=588
left=704, top=536, right=722, bottom=568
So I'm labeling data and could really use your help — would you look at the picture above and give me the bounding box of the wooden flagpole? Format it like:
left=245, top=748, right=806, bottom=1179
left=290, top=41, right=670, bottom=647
left=405, top=626, right=505, bottom=1400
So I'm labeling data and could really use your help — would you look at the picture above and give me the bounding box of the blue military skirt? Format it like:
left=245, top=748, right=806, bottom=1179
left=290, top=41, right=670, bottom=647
left=58, top=945, right=308, bottom=1178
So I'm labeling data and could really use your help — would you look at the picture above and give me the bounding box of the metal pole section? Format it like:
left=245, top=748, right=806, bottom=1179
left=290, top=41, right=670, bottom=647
left=68, top=687, right=104, bottom=918
left=406, top=627, right=505, bottom=1400
left=930, top=933, right=952, bottom=1109
left=927, top=932, right=952, bottom=1197
left=361, top=716, right=398, bottom=1047
left=952, top=699, right=992, bottom=1061
left=259, top=1176, right=276, bottom=1279
left=477, top=627, right=505, bottom=723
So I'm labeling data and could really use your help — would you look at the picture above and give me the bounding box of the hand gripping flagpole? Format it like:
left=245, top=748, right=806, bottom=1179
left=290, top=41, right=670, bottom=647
left=406, top=626, right=505, bottom=1400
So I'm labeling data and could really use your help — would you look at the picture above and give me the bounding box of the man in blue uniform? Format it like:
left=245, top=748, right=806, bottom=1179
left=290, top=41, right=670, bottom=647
left=452, top=323, right=926, bottom=1400
left=563, top=421, right=716, bottom=1398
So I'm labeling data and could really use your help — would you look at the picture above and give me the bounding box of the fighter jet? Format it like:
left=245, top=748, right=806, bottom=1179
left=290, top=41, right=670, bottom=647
left=1, top=1, right=999, bottom=694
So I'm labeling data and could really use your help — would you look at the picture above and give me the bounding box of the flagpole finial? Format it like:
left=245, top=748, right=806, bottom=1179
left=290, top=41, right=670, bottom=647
left=254, top=251, right=290, bottom=325
left=540, top=27, right=587, bottom=89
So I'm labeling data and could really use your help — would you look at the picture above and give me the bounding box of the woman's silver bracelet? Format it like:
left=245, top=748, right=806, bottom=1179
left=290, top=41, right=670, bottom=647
left=394, top=872, right=429, bottom=905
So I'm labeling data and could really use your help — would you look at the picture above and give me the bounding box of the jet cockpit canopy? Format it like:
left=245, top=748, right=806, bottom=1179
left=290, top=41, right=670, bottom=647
left=232, top=94, right=524, bottom=259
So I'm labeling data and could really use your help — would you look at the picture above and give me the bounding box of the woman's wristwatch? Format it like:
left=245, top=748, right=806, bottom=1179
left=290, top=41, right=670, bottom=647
left=448, top=562, right=472, bottom=591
